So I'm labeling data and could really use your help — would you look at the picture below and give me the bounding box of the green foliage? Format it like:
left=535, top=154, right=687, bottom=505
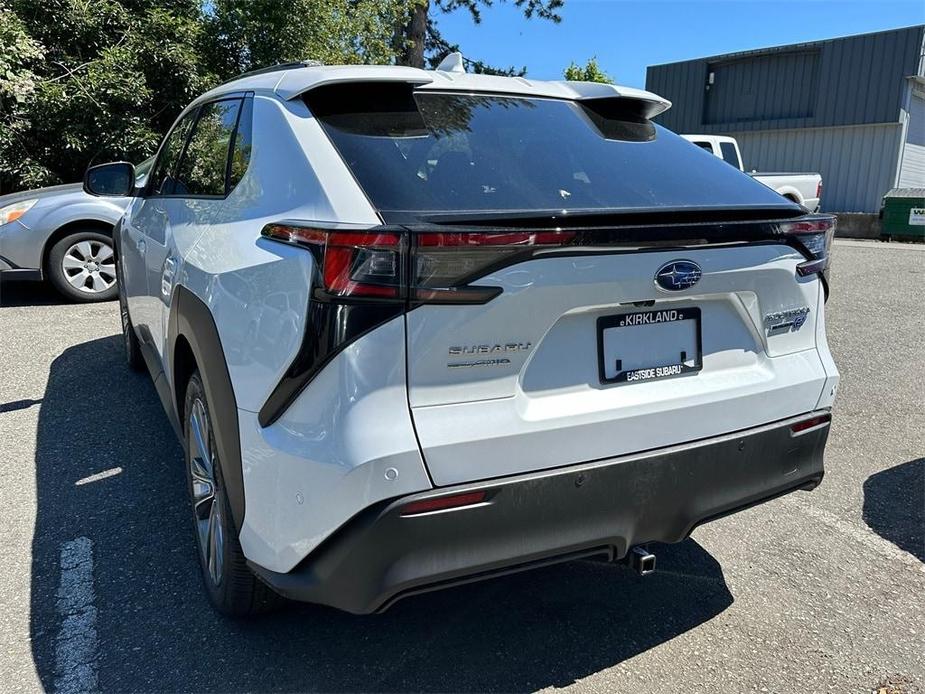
left=2, top=0, right=207, bottom=191
left=563, top=56, right=612, bottom=84
left=0, top=1, right=46, bottom=188
left=0, top=0, right=419, bottom=192
left=201, top=0, right=412, bottom=78
left=0, top=0, right=568, bottom=193
left=0, top=1, right=44, bottom=86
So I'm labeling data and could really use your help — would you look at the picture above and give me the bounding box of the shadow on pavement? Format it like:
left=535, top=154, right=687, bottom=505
left=0, top=279, right=71, bottom=307
left=31, top=336, right=734, bottom=692
left=863, top=458, right=924, bottom=562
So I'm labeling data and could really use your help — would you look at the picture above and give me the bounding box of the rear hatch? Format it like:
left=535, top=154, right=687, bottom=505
left=306, top=83, right=835, bottom=486
left=404, top=229, right=829, bottom=485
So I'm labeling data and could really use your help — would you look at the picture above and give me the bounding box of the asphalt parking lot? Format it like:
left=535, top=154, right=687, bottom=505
left=1, top=239, right=923, bottom=693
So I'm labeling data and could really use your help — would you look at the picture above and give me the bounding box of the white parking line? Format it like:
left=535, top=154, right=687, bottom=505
left=75, top=467, right=123, bottom=486
left=54, top=537, right=99, bottom=694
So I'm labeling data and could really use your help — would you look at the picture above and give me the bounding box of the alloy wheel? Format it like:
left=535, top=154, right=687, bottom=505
left=188, top=398, right=224, bottom=586
left=61, top=239, right=116, bottom=294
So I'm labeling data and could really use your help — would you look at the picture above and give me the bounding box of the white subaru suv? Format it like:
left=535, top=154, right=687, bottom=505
left=85, top=61, right=839, bottom=616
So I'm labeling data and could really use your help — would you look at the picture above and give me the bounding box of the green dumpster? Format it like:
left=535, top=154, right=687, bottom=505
left=880, top=188, right=925, bottom=240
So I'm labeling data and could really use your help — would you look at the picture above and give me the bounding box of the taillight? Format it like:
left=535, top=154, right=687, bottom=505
left=262, top=223, right=575, bottom=304
left=815, top=180, right=823, bottom=200
left=777, top=215, right=835, bottom=277
left=263, top=216, right=834, bottom=305
left=262, top=225, right=405, bottom=299
left=413, top=230, right=575, bottom=303
left=257, top=215, right=839, bottom=427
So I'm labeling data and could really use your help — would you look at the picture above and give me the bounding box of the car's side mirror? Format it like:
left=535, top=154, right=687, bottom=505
left=84, top=162, right=135, bottom=197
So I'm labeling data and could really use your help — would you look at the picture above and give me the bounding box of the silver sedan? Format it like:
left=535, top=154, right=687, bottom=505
left=0, top=159, right=151, bottom=302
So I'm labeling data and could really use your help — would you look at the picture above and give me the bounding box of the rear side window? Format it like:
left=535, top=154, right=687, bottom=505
left=228, top=97, right=253, bottom=190
left=173, top=99, right=242, bottom=197
left=148, top=112, right=196, bottom=195
left=719, top=141, right=741, bottom=169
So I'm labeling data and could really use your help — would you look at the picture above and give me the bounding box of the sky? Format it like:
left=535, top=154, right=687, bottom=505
left=435, top=0, right=925, bottom=88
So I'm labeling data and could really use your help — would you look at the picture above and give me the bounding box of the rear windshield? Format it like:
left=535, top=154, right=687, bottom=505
left=307, top=85, right=792, bottom=221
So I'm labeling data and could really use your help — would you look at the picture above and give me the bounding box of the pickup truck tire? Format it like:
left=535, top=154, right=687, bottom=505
left=47, top=230, right=119, bottom=303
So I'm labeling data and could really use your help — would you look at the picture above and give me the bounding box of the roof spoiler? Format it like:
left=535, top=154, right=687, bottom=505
left=275, top=66, right=433, bottom=101
left=559, top=81, right=672, bottom=119
left=275, top=66, right=671, bottom=120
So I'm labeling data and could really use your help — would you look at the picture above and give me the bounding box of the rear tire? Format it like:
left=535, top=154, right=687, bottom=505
left=183, top=371, right=280, bottom=616
left=47, top=230, right=118, bottom=302
left=116, top=258, right=144, bottom=372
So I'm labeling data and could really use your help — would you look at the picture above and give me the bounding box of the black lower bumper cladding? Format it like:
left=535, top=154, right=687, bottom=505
left=250, top=413, right=829, bottom=614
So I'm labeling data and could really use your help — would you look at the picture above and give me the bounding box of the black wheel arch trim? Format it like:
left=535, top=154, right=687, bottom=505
left=168, top=285, right=247, bottom=534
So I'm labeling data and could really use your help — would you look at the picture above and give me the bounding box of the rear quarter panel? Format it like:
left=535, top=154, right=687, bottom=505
left=176, top=94, right=379, bottom=412
left=172, top=93, right=431, bottom=572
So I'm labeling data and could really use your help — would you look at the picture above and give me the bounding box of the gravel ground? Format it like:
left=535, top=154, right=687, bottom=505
left=0, top=239, right=922, bottom=693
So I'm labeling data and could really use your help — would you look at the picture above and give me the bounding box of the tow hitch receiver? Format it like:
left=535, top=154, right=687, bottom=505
left=625, top=546, right=657, bottom=575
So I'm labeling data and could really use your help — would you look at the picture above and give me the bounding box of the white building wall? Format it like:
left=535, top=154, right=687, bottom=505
left=898, top=89, right=925, bottom=188
left=898, top=143, right=925, bottom=187
left=730, top=123, right=904, bottom=212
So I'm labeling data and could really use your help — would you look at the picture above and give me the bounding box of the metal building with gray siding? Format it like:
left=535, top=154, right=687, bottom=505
left=646, top=25, right=925, bottom=212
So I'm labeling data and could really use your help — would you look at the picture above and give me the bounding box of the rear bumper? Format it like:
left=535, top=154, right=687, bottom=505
left=250, top=412, right=829, bottom=614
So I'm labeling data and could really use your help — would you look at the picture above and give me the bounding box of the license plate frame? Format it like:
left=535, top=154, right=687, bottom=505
left=596, top=307, right=703, bottom=385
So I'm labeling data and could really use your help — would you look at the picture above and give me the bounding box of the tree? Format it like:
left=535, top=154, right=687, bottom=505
left=0, top=0, right=415, bottom=192
left=0, top=0, right=567, bottom=193
left=2, top=0, right=208, bottom=191
left=563, top=56, right=612, bottom=84
left=0, top=1, right=44, bottom=191
left=396, top=0, right=565, bottom=75
left=201, top=0, right=412, bottom=79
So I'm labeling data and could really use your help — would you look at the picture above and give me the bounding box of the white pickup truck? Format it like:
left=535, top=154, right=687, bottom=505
left=683, top=135, right=822, bottom=212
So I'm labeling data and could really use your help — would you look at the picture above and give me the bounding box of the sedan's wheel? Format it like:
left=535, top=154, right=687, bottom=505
left=63, top=239, right=116, bottom=293
left=47, top=230, right=118, bottom=302
left=183, top=371, right=280, bottom=616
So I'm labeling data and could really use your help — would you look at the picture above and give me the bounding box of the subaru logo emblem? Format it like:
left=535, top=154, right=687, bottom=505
left=655, top=260, right=702, bottom=291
